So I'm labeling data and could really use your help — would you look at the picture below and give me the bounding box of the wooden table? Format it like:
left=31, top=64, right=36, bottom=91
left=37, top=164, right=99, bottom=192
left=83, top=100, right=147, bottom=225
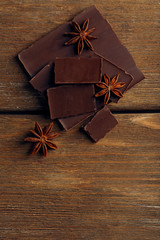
left=0, top=1, right=160, bottom=239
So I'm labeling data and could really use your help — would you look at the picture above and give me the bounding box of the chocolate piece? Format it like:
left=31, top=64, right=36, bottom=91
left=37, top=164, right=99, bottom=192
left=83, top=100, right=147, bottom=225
left=29, top=60, right=102, bottom=129
left=30, top=63, right=54, bottom=96
left=18, top=6, right=144, bottom=95
left=83, top=106, right=118, bottom=142
left=59, top=112, right=93, bottom=130
left=57, top=96, right=104, bottom=130
left=47, top=84, right=96, bottom=119
left=55, top=57, right=102, bottom=84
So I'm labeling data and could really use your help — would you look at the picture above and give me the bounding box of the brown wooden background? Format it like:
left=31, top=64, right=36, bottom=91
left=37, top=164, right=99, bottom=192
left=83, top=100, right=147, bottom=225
left=0, top=0, right=160, bottom=239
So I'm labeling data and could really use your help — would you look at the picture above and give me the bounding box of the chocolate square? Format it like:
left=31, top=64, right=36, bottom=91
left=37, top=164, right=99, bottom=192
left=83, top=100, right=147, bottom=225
left=54, top=57, right=102, bottom=84
left=82, top=106, right=118, bottom=142
left=47, top=84, right=96, bottom=119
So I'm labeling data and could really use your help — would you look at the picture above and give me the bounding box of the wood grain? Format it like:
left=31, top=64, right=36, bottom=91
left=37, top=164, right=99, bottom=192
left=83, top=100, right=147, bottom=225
left=0, top=1, right=159, bottom=239
left=0, top=114, right=160, bottom=239
left=0, top=0, right=159, bottom=111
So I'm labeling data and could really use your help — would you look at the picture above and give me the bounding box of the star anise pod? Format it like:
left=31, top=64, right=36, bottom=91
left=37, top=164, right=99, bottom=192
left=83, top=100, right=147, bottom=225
left=65, top=18, right=97, bottom=55
left=24, top=122, right=59, bottom=157
left=95, top=74, right=125, bottom=105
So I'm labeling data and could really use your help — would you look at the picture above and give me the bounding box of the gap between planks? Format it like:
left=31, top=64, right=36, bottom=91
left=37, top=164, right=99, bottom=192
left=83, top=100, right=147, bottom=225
left=0, top=109, right=159, bottom=115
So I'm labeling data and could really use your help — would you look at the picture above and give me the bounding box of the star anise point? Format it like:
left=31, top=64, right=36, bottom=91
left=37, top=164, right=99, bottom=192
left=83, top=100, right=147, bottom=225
left=95, top=74, right=125, bottom=105
left=24, top=122, right=59, bottom=157
left=65, top=18, right=97, bottom=55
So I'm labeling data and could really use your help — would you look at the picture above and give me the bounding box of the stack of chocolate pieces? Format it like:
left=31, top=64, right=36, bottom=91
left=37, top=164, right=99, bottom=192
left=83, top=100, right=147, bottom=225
left=18, top=6, right=144, bottom=142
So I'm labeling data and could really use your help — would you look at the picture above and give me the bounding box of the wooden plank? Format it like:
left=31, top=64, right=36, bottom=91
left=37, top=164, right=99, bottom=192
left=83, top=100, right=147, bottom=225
left=0, top=0, right=159, bottom=111
left=0, top=113, right=160, bottom=239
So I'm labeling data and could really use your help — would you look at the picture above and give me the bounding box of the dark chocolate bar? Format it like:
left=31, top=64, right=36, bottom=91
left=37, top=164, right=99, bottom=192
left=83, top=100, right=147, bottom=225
left=47, top=84, right=96, bottom=119
left=82, top=105, right=118, bottom=142
left=18, top=6, right=144, bottom=95
left=55, top=57, right=102, bottom=84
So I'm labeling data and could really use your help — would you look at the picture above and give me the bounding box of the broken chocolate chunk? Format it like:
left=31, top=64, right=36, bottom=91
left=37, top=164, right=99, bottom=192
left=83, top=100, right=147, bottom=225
left=58, top=112, right=94, bottom=131
left=82, top=106, right=118, bottom=142
left=30, top=63, right=54, bottom=96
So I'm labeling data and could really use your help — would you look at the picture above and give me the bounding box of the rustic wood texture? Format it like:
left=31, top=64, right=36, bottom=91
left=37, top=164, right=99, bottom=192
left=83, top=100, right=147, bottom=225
left=0, top=114, right=160, bottom=239
left=0, top=0, right=160, bottom=239
left=0, top=0, right=159, bottom=111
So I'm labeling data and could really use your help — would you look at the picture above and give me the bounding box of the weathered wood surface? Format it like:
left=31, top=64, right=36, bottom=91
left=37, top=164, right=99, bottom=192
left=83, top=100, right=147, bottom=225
left=0, top=0, right=159, bottom=111
left=0, top=0, right=160, bottom=239
left=0, top=114, right=160, bottom=239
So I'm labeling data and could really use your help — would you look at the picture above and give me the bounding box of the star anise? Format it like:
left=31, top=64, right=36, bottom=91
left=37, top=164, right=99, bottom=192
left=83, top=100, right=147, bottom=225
left=24, top=122, right=59, bottom=157
left=95, top=74, right=125, bottom=105
left=65, top=18, right=97, bottom=55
